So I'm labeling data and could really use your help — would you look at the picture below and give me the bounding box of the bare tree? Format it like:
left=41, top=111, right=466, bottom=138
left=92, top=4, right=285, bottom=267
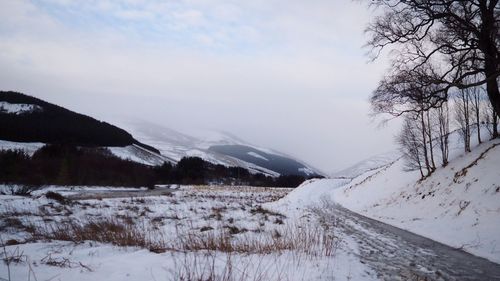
left=483, top=99, right=500, bottom=138
left=397, top=115, right=425, bottom=177
left=434, top=102, right=450, bottom=166
left=370, top=68, right=447, bottom=118
left=398, top=107, right=441, bottom=178
left=454, top=90, right=473, bottom=153
left=366, top=0, right=500, bottom=131
left=370, top=71, right=441, bottom=175
left=469, top=85, right=485, bottom=144
left=418, top=108, right=433, bottom=174
left=425, top=110, right=437, bottom=170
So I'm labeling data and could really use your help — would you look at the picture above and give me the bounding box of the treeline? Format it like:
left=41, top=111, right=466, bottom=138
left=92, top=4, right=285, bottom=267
left=0, top=144, right=311, bottom=188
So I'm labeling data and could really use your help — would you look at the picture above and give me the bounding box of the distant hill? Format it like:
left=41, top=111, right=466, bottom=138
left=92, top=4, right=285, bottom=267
left=209, top=144, right=319, bottom=177
left=0, top=91, right=158, bottom=153
left=116, top=119, right=324, bottom=177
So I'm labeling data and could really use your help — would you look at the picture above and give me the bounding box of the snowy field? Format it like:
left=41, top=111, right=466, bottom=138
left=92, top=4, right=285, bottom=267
left=0, top=185, right=373, bottom=281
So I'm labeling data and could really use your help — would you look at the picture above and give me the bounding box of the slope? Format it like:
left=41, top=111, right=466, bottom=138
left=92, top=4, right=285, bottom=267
left=274, top=134, right=500, bottom=263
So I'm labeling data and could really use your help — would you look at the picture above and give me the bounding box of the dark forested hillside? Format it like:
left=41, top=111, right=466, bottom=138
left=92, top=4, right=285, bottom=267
left=0, top=91, right=150, bottom=148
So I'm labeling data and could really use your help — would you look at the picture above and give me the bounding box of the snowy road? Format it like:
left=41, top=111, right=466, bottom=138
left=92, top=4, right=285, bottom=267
left=321, top=205, right=500, bottom=281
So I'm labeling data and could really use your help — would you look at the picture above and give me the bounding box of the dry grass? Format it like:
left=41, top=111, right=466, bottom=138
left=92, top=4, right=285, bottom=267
left=175, top=223, right=337, bottom=257
left=22, top=212, right=338, bottom=257
left=171, top=252, right=242, bottom=281
left=25, top=217, right=166, bottom=252
left=169, top=244, right=334, bottom=281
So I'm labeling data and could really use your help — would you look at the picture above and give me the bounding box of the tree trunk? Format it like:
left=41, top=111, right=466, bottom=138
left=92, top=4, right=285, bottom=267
left=426, top=111, right=436, bottom=170
left=486, top=80, right=500, bottom=138
left=476, top=106, right=481, bottom=144
left=465, top=95, right=471, bottom=152
left=473, top=90, right=482, bottom=144
left=479, top=1, right=499, bottom=137
left=493, top=109, right=499, bottom=138
left=420, top=112, right=431, bottom=175
left=438, top=103, right=449, bottom=166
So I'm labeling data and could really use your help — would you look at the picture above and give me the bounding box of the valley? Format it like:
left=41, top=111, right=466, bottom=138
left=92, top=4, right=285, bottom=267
left=1, top=92, right=500, bottom=280
left=2, top=1, right=500, bottom=279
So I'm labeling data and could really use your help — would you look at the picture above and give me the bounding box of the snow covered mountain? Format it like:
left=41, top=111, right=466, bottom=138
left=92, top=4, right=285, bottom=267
left=116, top=119, right=324, bottom=177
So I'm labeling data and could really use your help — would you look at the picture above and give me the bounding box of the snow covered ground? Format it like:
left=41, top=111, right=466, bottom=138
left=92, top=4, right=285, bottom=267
left=276, top=134, right=500, bottom=264
left=0, top=185, right=374, bottom=281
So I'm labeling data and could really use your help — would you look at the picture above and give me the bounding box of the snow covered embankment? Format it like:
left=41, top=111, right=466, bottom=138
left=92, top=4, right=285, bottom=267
left=275, top=139, right=500, bottom=264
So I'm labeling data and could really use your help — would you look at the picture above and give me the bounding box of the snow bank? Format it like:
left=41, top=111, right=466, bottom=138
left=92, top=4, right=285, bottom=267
left=268, top=178, right=350, bottom=212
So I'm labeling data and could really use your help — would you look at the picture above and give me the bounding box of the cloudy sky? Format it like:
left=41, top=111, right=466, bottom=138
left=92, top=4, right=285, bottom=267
left=0, top=0, right=398, bottom=173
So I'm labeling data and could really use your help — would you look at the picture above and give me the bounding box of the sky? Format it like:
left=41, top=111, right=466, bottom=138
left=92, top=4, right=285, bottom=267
left=0, top=0, right=399, bottom=173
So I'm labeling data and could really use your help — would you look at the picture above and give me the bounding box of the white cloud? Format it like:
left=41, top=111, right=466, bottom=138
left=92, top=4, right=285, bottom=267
left=114, top=9, right=154, bottom=21
left=173, top=9, right=205, bottom=27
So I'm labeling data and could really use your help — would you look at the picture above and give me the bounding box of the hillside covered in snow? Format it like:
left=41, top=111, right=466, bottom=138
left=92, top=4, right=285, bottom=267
left=274, top=134, right=500, bottom=264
